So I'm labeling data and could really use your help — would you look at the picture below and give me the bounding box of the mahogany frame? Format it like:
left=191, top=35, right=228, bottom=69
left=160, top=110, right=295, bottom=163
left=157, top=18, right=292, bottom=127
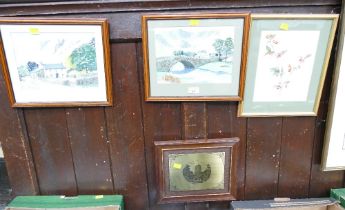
left=154, top=138, right=239, bottom=204
left=0, top=18, right=113, bottom=107
left=142, top=13, right=250, bottom=101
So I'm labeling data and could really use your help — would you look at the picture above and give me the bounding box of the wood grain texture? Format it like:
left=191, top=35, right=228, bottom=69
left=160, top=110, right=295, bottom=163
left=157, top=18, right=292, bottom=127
left=0, top=68, right=39, bottom=195
left=24, top=108, right=77, bottom=195
left=182, top=103, right=207, bottom=140
left=105, top=43, right=149, bottom=210
left=138, top=43, right=185, bottom=210
left=0, top=0, right=339, bottom=17
left=245, top=118, right=282, bottom=200
left=182, top=102, right=208, bottom=209
left=185, top=203, right=209, bottom=210
left=207, top=101, right=246, bottom=206
left=66, top=107, right=114, bottom=194
left=207, top=102, right=232, bottom=210
left=309, top=51, right=345, bottom=197
left=208, top=202, right=229, bottom=210
left=0, top=2, right=344, bottom=210
left=278, top=117, right=315, bottom=198
left=229, top=103, right=247, bottom=200
left=0, top=4, right=339, bottom=41
left=309, top=107, right=345, bottom=197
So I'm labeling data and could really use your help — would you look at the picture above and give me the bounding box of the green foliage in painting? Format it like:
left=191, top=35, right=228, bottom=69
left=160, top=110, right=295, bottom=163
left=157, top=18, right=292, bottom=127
left=69, top=38, right=97, bottom=71
left=213, top=37, right=234, bottom=61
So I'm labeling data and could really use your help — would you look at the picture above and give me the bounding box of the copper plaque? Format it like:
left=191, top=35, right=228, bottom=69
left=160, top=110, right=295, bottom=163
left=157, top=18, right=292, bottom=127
left=168, top=152, right=225, bottom=191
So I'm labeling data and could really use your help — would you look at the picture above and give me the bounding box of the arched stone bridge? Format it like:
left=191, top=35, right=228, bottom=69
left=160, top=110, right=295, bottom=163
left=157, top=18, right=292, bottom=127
left=156, top=56, right=217, bottom=72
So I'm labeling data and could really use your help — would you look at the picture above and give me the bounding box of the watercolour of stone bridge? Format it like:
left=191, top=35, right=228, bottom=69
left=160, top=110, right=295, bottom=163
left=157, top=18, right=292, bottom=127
left=156, top=56, right=219, bottom=72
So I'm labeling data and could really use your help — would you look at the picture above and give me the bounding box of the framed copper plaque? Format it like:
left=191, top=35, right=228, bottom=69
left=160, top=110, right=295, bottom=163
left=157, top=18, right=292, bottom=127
left=154, top=138, right=239, bottom=204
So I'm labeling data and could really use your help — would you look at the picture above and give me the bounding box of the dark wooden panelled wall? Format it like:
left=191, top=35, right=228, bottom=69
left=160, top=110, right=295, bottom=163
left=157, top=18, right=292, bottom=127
left=0, top=1, right=345, bottom=210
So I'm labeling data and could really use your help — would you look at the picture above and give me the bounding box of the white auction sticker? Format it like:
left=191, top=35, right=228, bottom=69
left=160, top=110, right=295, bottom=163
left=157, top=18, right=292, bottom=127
left=188, top=87, right=200, bottom=94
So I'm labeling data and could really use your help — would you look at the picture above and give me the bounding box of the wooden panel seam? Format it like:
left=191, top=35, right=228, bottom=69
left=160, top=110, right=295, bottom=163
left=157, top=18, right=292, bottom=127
left=307, top=118, right=317, bottom=198
left=14, top=109, right=40, bottom=195
left=64, top=109, right=79, bottom=195
left=135, top=42, right=151, bottom=207
left=276, top=117, right=284, bottom=197
left=102, top=108, right=116, bottom=193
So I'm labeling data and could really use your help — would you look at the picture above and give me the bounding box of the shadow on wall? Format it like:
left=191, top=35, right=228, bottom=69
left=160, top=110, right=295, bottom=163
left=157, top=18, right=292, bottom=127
left=0, top=146, right=12, bottom=209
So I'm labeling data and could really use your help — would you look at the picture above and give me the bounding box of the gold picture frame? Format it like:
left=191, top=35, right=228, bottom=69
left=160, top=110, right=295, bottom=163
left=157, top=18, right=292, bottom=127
left=321, top=5, right=345, bottom=171
left=238, top=14, right=338, bottom=117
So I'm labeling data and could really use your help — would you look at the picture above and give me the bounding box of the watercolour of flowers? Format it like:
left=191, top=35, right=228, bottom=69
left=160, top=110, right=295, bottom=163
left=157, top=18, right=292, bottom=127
left=264, top=33, right=312, bottom=91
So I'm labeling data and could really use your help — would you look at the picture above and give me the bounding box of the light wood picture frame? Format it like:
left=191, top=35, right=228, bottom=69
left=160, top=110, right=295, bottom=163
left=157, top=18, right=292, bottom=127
left=142, top=13, right=250, bottom=101
left=321, top=5, right=345, bottom=171
left=154, top=138, right=239, bottom=204
left=238, top=14, right=338, bottom=117
left=0, top=18, right=113, bottom=107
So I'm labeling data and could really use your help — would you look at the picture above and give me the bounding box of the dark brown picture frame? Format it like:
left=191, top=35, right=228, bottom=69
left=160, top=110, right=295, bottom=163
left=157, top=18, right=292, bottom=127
left=142, top=13, right=249, bottom=101
left=0, top=18, right=113, bottom=107
left=154, top=138, right=239, bottom=204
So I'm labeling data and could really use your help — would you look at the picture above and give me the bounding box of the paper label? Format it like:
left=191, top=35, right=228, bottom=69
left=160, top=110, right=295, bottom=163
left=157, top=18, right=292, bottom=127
left=29, top=28, right=40, bottom=35
left=173, top=163, right=182, bottom=169
left=280, top=23, right=289, bottom=30
left=189, top=19, right=200, bottom=26
left=95, top=195, right=104, bottom=199
left=188, top=86, right=200, bottom=94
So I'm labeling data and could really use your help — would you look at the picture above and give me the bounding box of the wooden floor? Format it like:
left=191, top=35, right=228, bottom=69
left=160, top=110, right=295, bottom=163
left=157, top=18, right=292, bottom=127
left=0, top=159, right=11, bottom=210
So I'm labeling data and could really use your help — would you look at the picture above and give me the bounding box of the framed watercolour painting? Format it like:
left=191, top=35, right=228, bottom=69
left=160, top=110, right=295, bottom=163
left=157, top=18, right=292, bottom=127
left=142, top=13, right=249, bottom=101
left=0, top=18, right=112, bottom=107
left=238, top=14, right=338, bottom=117
left=321, top=7, right=345, bottom=171
left=154, top=138, right=239, bottom=203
